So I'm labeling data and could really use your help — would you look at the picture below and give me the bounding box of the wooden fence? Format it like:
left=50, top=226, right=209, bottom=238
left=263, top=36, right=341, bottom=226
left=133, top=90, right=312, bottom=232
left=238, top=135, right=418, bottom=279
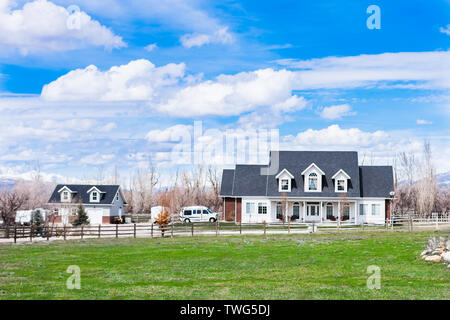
left=1, top=217, right=449, bottom=243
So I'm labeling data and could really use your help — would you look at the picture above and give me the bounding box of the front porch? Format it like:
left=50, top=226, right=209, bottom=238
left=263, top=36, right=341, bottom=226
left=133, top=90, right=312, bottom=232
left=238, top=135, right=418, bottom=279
left=273, top=200, right=358, bottom=224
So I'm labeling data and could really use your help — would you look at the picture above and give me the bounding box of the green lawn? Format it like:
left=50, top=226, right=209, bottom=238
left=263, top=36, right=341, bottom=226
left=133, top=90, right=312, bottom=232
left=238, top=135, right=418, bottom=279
left=0, top=231, right=449, bottom=299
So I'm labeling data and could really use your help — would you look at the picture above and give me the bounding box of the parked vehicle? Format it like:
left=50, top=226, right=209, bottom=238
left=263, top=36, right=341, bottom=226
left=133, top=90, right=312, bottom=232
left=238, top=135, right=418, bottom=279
left=179, top=206, right=218, bottom=223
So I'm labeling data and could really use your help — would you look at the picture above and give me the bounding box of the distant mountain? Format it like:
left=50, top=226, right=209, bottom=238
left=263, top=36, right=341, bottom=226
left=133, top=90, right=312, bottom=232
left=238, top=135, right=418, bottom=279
left=0, top=178, right=16, bottom=191
left=437, top=171, right=450, bottom=189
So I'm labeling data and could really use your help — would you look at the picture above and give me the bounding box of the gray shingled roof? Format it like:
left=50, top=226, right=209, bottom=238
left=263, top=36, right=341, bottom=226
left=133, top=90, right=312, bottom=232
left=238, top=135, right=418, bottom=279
left=48, top=184, right=123, bottom=205
left=359, top=166, right=394, bottom=198
left=220, top=151, right=393, bottom=199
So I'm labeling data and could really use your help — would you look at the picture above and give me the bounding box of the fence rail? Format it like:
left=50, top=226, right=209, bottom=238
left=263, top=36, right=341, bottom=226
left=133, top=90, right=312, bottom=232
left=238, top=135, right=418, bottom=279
left=1, top=217, right=449, bottom=243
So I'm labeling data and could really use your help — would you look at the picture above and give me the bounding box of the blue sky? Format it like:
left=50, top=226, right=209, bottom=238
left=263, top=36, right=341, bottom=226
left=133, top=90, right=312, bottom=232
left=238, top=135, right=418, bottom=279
left=0, top=0, right=449, bottom=185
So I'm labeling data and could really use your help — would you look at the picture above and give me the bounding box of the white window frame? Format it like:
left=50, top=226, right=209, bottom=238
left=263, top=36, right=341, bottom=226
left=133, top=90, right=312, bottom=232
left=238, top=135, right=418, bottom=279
left=359, top=204, right=368, bottom=216
left=246, top=202, right=255, bottom=214
left=258, top=202, right=267, bottom=215
left=326, top=203, right=333, bottom=219
left=371, top=204, right=380, bottom=216
left=332, top=169, right=351, bottom=193
left=308, top=172, right=319, bottom=191
left=301, top=164, right=324, bottom=192
left=336, top=179, right=346, bottom=192
left=276, top=169, right=294, bottom=192
left=280, top=179, right=290, bottom=192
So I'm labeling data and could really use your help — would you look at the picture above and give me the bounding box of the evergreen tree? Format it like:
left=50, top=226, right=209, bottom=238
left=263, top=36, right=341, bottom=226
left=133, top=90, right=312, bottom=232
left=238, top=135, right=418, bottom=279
left=72, top=200, right=90, bottom=226
left=31, top=209, right=44, bottom=236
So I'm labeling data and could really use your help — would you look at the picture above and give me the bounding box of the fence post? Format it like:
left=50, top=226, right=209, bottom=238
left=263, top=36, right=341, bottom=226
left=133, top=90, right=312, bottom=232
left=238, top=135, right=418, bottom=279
left=215, top=220, right=218, bottom=237
left=264, top=221, right=266, bottom=236
left=435, top=216, right=439, bottom=231
left=288, top=218, right=290, bottom=234
left=47, top=225, right=50, bottom=241
left=14, top=225, right=17, bottom=243
left=30, top=224, right=33, bottom=242
left=191, top=223, right=194, bottom=237
left=337, top=219, right=341, bottom=232
left=361, top=222, right=364, bottom=231
left=239, top=221, right=242, bottom=235
left=63, top=224, right=66, bottom=240
left=171, top=223, right=174, bottom=238
left=151, top=223, right=154, bottom=238
left=116, top=224, right=119, bottom=238
left=98, top=224, right=101, bottom=238
left=134, top=223, right=137, bottom=238
left=409, top=216, right=413, bottom=232
left=81, top=225, right=84, bottom=240
left=22, top=226, right=25, bottom=238
left=385, top=219, right=388, bottom=231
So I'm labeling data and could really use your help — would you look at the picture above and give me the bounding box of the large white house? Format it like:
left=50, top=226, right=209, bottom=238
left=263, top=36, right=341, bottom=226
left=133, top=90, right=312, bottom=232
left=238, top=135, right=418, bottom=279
left=47, top=184, right=127, bottom=224
left=220, top=151, right=394, bottom=225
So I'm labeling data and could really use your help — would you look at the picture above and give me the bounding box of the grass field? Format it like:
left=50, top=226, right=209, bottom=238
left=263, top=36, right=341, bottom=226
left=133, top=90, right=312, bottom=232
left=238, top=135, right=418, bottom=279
left=0, top=231, right=449, bottom=300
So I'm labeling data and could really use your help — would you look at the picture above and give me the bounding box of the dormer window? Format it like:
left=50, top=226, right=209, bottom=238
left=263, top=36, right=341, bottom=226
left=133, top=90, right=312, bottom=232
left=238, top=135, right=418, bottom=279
left=308, top=173, right=318, bottom=191
left=58, top=186, right=74, bottom=202
left=275, top=169, right=294, bottom=192
left=87, top=186, right=103, bottom=203
left=301, top=163, right=324, bottom=192
left=332, top=169, right=351, bottom=193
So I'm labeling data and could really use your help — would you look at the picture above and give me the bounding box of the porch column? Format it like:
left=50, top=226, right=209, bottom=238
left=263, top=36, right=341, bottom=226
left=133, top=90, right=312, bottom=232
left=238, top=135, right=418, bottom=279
left=234, top=198, right=237, bottom=223
left=285, top=201, right=289, bottom=223
left=354, top=201, right=358, bottom=225
left=302, top=201, right=306, bottom=222
left=337, top=201, right=341, bottom=222
left=319, top=201, right=323, bottom=223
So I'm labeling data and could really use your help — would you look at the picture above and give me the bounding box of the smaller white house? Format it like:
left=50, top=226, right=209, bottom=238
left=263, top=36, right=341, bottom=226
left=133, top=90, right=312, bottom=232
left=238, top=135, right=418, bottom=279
left=47, top=184, right=127, bottom=224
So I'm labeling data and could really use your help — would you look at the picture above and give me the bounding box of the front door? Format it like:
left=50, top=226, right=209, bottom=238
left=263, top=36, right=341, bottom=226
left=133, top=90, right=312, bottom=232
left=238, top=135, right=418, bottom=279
left=306, top=203, right=320, bottom=222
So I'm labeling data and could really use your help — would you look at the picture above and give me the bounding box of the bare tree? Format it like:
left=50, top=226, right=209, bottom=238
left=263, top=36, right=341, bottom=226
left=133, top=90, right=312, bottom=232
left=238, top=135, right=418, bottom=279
left=129, top=159, right=159, bottom=214
left=0, top=189, right=28, bottom=226
left=416, top=141, right=437, bottom=217
left=434, top=189, right=450, bottom=216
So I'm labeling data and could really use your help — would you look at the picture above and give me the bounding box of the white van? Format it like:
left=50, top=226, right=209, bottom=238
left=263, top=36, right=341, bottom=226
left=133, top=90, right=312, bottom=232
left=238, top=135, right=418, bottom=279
left=180, top=206, right=218, bottom=223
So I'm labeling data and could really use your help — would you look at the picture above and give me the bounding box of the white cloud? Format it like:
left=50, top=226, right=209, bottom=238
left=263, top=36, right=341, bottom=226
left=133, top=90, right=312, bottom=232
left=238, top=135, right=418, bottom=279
left=144, top=43, right=157, bottom=51
left=272, top=95, right=307, bottom=113
left=53, top=0, right=225, bottom=34
left=41, top=59, right=186, bottom=101
left=80, top=152, right=115, bottom=165
left=416, top=119, right=432, bottom=125
left=38, top=50, right=450, bottom=118
left=0, top=0, right=125, bottom=54
left=319, top=104, right=356, bottom=120
left=287, top=125, right=389, bottom=147
left=156, top=68, right=299, bottom=116
left=440, top=25, right=450, bottom=35
left=180, top=27, right=234, bottom=48
left=145, top=124, right=192, bottom=143
left=277, top=50, right=450, bottom=90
